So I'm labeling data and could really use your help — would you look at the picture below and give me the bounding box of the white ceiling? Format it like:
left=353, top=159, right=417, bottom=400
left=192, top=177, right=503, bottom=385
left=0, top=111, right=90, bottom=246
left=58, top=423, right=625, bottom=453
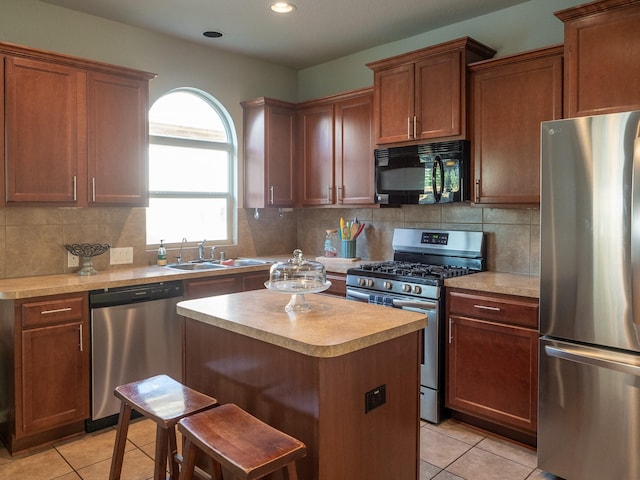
left=41, top=0, right=528, bottom=69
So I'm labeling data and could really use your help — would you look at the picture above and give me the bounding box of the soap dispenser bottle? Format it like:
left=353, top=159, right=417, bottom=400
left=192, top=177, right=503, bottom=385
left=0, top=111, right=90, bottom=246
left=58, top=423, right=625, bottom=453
left=157, top=240, right=167, bottom=266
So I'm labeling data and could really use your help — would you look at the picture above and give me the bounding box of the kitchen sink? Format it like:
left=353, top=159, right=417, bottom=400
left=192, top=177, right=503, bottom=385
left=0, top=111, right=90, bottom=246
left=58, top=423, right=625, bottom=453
left=166, top=262, right=225, bottom=271
left=166, top=259, right=271, bottom=271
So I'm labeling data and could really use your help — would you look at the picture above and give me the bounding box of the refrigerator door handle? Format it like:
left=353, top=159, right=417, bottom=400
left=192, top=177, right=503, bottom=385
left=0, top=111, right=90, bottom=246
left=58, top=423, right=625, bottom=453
left=633, top=125, right=640, bottom=329
left=545, top=345, right=640, bottom=377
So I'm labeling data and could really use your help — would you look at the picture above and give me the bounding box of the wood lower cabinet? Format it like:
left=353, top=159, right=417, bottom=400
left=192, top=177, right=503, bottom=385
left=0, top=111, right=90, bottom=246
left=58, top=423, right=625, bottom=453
left=446, top=289, right=539, bottom=445
left=184, top=270, right=271, bottom=300
left=322, top=272, right=346, bottom=297
left=469, top=46, right=563, bottom=205
left=298, top=88, right=374, bottom=206
left=0, top=293, right=90, bottom=455
left=557, top=0, right=640, bottom=117
left=1, top=42, right=154, bottom=207
left=242, top=97, right=296, bottom=208
left=367, top=37, right=495, bottom=145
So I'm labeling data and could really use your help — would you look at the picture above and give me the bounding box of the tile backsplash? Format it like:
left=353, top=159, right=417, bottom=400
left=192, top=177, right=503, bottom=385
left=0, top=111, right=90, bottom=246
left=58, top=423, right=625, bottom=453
left=0, top=203, right=539, bottom=279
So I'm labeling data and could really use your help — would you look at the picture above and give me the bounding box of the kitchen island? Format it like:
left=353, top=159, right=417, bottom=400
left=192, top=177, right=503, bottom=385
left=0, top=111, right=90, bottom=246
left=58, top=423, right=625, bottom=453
left=178, top=289, right=426, bottom=480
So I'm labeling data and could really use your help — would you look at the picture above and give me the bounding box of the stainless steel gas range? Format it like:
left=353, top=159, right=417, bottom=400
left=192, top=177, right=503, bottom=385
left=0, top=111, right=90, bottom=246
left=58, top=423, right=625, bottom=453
left=346, top=228, right=485, bottom=423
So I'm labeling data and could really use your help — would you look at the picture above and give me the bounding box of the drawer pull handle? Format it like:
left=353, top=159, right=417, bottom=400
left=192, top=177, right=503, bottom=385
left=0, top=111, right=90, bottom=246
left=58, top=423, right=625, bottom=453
left=40, top=307, right=73, bottom=315
left=473, top=304, right=501, bottom=312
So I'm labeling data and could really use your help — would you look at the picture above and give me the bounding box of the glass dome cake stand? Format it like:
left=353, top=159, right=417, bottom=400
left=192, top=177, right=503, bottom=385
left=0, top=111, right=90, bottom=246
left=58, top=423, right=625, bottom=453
left=264, top=249, right=331, bottom=312
left=64, top=243, right=111, bottom=276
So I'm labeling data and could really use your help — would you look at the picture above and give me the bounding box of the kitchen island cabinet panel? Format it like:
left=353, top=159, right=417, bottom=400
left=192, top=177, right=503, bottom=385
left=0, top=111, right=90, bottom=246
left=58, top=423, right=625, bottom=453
left=184, top=319, right=420, bottom=480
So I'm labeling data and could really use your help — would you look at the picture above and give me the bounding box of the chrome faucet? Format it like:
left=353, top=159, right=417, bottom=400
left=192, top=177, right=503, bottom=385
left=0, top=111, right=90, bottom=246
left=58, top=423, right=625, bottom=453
left=177, top=237, right=187, bottom=264
left=198, top=239, right=206, bottom=261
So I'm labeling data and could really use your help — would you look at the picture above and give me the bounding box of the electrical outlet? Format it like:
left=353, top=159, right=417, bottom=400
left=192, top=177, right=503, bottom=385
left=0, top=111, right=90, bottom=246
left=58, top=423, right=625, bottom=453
left=365, top=384, right=386, bottom=413
left=110, top=247, right=134, bottom=265
left=67, top=251, right=79, bottom=268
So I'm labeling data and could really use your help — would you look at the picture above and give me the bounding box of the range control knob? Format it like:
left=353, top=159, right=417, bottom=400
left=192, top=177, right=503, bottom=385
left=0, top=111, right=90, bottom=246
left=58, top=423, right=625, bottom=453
left=402, top=284, right=412, bottom=293
left=413, top=285, right=422, bottom=295
left=383, top=281, right=393, bottom=290
left=358, top=277, right=366, bottom=287
left=367, top=279, right=375, bottom=288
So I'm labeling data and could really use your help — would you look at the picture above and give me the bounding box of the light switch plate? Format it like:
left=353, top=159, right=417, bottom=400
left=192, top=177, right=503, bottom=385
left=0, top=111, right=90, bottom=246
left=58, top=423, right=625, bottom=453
left=110, top=247, right=134, bottom=265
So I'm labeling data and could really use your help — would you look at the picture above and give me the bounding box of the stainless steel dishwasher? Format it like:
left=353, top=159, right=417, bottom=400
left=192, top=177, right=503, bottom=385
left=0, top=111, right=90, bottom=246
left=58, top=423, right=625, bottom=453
left=87, top=280, right=184, bottom=432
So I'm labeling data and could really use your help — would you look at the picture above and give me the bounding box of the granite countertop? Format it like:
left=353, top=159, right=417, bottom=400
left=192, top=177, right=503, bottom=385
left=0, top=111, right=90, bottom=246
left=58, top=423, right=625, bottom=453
left=177, top=289, right=426, bottom=358
left=0, top=263, right=273, bottom=300
left=445, top=271, right=540, bottom=298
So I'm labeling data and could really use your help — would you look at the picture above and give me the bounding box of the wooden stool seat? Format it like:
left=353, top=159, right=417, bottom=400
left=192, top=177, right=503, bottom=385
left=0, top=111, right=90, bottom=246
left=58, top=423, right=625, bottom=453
left=109, top=374, right=218, bottom=480
left=178, top=403, right=307, bottom=480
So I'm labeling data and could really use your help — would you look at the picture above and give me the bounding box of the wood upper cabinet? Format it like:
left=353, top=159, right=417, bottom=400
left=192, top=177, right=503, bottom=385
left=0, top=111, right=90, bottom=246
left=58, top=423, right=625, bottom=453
left=470, top=46, right=563, bottom=205
left=87, top=71, right=150, bottom=205
left=298, top=88, right=374, bottom=206
left=367, top=37, right=495, bottom=145
left=15, top=294, right=89, bottom=444
left=556, top=0, right=640, bottom=117
left=5, top=56, right=86, bottom=204
left=1, top=42, right=154, bottom=206
left=242, top=97, right=296, bottom=208
left=446, top=289, right=539, bottom=441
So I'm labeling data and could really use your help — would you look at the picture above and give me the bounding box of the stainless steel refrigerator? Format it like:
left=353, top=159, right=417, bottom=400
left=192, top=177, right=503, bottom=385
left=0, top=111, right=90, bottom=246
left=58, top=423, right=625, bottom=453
left=539, top=110, right=640, bottom=480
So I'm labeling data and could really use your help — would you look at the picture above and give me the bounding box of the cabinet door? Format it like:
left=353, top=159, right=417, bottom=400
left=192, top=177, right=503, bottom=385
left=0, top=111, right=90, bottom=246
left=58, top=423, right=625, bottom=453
left=299, top=103, right=335, bottom=205
left=242, top=271, right=270, bottom=291
left=184, top=275, right=243, bottom=299
left=373, top=64, right=414, bottom=144
left=335, top=93, right=375, bottom=205
left=18, top=318, right=88, bottom=437
left=446, top=315, right=538, bottom=433
left=414, top=50, right=462, bottom=140
left=266, top=104, right=296, bottom=207
left=5, top=56, right=86, bottom=203
left=559, top=3, right=640, bottom=117
left=471, top=48, right=563, bottom=204
left=87, top=72, right=149, bottom=205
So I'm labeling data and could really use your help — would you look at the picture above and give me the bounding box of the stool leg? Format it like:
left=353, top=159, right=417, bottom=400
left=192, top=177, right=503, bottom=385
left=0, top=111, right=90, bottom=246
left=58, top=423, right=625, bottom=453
left=168, top=427, right=180, bottom=480
left=154, top=426, right=170, bottom=480
left=283, top=463, right=299, bottom=480
left=180, top=438, right=197, bottom=480
left=109, top=402, right=132, bottom=480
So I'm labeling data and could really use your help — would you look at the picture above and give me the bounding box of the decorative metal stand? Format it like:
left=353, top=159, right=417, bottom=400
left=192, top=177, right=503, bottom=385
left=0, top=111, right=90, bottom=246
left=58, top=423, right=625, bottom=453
left=64, top=243, right=111, bottom=276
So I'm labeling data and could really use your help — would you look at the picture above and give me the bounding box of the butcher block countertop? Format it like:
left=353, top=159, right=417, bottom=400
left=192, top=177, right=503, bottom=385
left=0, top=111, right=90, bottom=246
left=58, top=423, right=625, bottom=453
left=445, top=271, right=540, bottom=298
left=177, top=289, right=426, bottom=357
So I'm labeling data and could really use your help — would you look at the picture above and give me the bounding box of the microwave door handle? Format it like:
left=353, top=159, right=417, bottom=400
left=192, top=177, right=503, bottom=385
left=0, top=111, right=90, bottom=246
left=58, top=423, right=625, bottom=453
left=433, top=157, right=443, bottom=203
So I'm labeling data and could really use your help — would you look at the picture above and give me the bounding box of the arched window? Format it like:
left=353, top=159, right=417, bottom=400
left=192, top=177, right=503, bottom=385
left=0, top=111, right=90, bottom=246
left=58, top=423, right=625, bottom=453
left=146, top=89, right=236, bottom=248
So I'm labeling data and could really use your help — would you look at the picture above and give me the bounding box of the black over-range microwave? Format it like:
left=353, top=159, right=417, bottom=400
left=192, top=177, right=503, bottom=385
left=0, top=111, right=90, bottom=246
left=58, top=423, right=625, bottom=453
left=375, top=140, right=470, bottom=205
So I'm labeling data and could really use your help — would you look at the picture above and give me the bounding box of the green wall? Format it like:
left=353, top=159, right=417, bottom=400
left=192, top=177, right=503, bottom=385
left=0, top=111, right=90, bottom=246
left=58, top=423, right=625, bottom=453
left=297, top=0, right=583, bottom=101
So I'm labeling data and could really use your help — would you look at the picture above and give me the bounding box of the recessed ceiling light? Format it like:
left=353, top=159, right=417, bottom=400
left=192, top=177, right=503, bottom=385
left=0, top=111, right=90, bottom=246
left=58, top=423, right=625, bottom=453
left=270, top=2, right=296, bottom=13
left=203, top=31, right=223, bottom=38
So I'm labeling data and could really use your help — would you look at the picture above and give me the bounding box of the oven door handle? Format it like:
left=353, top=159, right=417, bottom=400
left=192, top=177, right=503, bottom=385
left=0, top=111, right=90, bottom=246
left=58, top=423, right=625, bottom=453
left=392, top=299, right=437, bottom=311
left=347, top=290, right=372, bottom=302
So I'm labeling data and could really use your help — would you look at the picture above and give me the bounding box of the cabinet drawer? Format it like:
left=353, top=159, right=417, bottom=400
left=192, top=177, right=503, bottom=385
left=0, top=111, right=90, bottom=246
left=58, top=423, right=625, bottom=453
left=448, top=290, right=538, bottom=328
left=21, top=296, right=85, bottom=329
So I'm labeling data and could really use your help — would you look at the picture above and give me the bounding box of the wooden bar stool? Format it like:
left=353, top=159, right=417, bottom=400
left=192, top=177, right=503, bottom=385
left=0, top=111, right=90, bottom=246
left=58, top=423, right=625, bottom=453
left=109, top=374, right=218, bottom=480
left=178, top=403, right=307, bottom=480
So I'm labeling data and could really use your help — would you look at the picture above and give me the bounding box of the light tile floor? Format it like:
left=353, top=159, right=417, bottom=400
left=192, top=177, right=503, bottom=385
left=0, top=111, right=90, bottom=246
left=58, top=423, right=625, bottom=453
left=0, top=417, right=561, bottom=479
